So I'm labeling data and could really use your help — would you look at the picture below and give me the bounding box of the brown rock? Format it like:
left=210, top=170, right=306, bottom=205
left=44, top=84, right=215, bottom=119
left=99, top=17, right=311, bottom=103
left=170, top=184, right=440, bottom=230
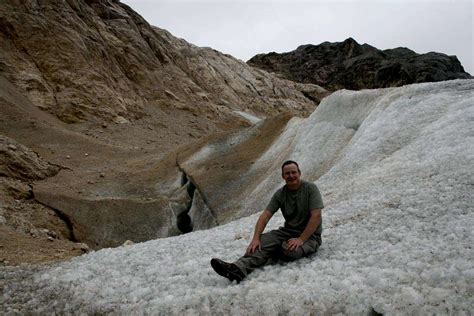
left=0, top=135, right=59, bottom=181
left=0, top=0, right=326, bottom=128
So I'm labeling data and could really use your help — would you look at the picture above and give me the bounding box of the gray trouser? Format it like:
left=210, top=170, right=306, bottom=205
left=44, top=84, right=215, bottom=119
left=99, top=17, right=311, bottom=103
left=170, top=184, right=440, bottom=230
left=234, top=227, right=321, bottom=276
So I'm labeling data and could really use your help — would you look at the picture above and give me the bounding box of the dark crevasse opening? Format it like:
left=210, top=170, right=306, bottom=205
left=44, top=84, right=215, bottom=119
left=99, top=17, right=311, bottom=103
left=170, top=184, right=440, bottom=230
left=176, top=173, right=196, bottom=234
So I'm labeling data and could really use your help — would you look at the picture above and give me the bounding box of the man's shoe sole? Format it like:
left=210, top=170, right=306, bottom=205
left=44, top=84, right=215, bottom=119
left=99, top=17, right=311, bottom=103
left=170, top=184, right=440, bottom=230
left=210, top=258, right=243, bottom=283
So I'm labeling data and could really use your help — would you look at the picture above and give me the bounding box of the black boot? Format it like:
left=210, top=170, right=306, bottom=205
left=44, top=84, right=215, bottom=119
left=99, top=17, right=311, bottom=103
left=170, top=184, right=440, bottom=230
left=210, top=258, right=245, bottom=283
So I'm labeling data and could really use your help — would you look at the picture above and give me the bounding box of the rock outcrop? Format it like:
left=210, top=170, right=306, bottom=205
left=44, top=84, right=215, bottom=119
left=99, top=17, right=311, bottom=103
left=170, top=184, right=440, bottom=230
left=248, top=38, right=472, bottom=90
left=0, top=135, right=59, bottom=181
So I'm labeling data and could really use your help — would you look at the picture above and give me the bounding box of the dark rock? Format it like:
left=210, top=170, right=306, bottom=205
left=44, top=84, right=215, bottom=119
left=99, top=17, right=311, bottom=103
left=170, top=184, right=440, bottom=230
left=248, top=38, right=472, bottom=90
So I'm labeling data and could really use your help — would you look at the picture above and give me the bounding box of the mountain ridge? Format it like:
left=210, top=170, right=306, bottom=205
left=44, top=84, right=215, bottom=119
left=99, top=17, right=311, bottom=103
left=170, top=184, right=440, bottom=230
left=248, top=37, right=472, bottom=90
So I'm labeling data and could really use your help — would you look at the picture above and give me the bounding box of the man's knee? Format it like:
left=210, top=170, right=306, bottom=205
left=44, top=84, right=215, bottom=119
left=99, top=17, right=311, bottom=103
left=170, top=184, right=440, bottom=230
left=260, top=230, right=285, bottom=250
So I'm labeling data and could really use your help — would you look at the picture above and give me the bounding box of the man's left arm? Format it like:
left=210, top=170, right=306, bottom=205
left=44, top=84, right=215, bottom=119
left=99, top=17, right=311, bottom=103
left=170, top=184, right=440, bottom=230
left=287, top=209, right=322, bottom=251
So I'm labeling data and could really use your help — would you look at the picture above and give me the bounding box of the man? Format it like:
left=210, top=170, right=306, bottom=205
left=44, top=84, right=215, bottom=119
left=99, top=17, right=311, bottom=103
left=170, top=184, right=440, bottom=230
left=210, top=160, right=324, bottom=283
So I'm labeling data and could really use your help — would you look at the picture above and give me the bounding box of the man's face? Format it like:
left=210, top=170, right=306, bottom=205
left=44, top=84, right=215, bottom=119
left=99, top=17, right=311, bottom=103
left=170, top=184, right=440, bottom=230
left=282, top=163, right=301, bottom=187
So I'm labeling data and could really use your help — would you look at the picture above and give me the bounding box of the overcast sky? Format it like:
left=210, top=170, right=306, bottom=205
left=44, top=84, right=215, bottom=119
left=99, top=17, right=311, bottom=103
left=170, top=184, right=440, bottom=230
left=122, top=0, right=473, bottom=74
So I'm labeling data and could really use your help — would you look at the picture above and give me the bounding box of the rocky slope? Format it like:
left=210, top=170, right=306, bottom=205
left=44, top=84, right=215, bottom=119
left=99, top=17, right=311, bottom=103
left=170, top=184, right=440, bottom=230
left=248, top=38, right=472, bottom=90
left=0, top=0, right=325, bottom=128
left=0, top=0, right=327, bottom=262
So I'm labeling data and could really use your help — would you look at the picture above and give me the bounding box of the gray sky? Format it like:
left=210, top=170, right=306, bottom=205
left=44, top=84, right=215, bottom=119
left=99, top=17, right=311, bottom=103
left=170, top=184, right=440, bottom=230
left=122, top=0, right=473, bottom=74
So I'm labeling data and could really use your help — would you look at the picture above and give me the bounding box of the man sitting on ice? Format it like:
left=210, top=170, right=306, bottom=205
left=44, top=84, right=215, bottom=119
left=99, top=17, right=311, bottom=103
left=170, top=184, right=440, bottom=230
left=210, top=160, right=324, bottom=282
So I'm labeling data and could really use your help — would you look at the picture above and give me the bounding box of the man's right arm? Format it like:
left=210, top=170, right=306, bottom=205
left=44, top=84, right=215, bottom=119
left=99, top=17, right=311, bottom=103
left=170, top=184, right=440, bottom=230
left=246, top=210, right=273, bottom=255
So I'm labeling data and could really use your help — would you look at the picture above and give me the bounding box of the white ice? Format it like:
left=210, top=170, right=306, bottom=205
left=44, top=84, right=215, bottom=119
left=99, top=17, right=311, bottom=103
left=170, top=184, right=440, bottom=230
left=2, top=80, right=473, bottom=315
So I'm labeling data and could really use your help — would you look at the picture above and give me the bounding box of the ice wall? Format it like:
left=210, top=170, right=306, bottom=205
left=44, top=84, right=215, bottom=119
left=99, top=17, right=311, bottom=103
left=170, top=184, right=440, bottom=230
left=2, top=80, right=473, bottom=314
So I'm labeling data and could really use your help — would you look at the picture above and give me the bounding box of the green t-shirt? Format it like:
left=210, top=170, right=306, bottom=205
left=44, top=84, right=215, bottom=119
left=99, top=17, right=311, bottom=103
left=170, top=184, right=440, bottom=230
left=266, top=180, right=324, bottom=235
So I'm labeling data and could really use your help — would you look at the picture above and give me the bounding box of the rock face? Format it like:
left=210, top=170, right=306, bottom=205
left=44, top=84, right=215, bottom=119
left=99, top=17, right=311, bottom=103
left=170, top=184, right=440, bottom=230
left=0, top=0, right=325, bottom=129
left=248, top=38, right=472, bottom=90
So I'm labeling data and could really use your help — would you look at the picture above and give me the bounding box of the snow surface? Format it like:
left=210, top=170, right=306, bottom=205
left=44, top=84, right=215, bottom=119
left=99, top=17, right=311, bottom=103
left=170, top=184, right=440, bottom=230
left=2, top=80, right=474, bottom=314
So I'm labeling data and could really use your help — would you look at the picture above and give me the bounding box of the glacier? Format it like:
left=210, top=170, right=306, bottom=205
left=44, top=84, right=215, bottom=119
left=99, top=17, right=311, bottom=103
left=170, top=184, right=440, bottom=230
left=1, top=80, right=473, bottom=314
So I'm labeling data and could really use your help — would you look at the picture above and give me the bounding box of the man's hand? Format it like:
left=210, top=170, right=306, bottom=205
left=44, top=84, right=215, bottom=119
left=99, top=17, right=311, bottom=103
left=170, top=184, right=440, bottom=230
left=246, top=210, right=273, bottom=255
left=246, top=238, right=261, bottom=255
left=286, top=238, right=304, bottom=251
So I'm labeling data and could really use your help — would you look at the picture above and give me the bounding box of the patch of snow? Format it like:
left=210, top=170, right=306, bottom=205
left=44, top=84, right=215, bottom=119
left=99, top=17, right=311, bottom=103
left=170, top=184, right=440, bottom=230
left=234, top=110, right=262, bottom=124
left=2, top=80, right=473, bottom=314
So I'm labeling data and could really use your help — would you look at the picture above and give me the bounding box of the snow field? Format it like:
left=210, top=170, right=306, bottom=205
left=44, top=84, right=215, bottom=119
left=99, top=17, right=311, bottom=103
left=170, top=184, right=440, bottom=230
left=1, top=80, right=473, bottom=314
